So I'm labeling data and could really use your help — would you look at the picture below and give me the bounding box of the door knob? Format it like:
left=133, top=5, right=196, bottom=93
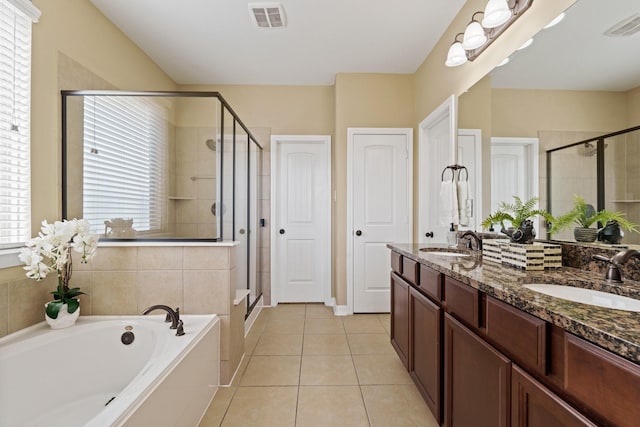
left=425, top=231, right=434, bottom=238
left=279, top=229, right=285, bottom=235
left=355, top=230, right=362, bottom=236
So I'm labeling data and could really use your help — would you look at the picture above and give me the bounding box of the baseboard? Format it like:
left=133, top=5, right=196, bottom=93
left=333, top=305, right=349, bottom=316
left=220, top=354, right=245, bottom=387
left=245, top=296, right=263, bottom=336
left=325, top=297, right=336, bottom=308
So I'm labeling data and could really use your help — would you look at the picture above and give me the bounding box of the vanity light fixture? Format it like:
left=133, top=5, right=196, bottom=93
left=482, top=0, right=511, bottom=28
left=517, top=38, right=533, bottom=50
left=544, top=12, right=565, bottom=29
left=445, top=0, right=533, bottom=66
left=462, top=12, right=488, bottom=50
left=446, top=33, right=468, bottom=67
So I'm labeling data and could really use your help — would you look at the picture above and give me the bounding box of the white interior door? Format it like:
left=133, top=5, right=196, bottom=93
left=272, top=136, right=331, bottom=304
left=490, top=137, right=539, bottom=228
left=349, top=128, right=412, bottom=313
left=419, top=95, right=457, bottom=244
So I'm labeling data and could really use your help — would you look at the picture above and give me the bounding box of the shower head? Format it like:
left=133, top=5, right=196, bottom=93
left=576, top=141, right=608, bottom=157
left=205, top=139, right=217, bottom=151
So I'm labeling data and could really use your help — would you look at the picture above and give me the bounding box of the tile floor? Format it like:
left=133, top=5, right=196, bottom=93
left=199, top=303, right=439, bottom=427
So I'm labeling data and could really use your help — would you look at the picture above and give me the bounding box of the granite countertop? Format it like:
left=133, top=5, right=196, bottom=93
left=388, top=243, right=640, bottom=364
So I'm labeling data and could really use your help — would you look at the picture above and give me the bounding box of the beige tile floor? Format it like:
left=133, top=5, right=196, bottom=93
left=199, top=303, right=439, bottom=427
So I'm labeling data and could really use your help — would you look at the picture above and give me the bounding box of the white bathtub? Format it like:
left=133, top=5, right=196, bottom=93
left=0, top=314, right=219, bottom=427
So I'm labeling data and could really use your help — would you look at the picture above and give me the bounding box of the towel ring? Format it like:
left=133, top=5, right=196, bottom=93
left=441, top=167, right=455, bottom=182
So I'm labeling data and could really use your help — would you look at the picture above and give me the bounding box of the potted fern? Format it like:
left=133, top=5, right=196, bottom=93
left=482, top=196, right=553, bottom=244
left=548, top=195, right=638, bottom=243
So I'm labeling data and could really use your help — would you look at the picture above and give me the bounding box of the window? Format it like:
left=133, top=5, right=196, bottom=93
left=82, top=96, right=168, bottom=236
left=0, top=0, right=39, bottom=250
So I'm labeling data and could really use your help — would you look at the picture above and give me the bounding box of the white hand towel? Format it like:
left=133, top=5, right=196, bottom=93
left=439, top=179, right=459, bottom=226
left=457, top=180, right=470, bottom=226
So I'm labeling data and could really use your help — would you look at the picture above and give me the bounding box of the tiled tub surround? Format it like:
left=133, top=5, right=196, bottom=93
left=0, top=242, right=246, bottom=384
left=389, top=243, right=640, bottom=364
left=70, top=241, right=242, bottom=384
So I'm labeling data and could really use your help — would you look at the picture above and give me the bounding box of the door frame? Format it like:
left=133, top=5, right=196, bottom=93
left=270, top=135, right=332, bottom=306
left=458, top=129, right=483, bottom=231
left=346, top=127, right=413, bottom=315
left=418, top=95, right=458, bottom=244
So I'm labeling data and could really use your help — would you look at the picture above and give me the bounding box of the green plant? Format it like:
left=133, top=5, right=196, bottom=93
left=548, top=195, right=639, bottom=235
left=482, top=196, right=553, bottom=231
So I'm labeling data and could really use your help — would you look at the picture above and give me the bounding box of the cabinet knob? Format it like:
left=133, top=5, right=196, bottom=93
left=279, top=229, right=285, bottom=235
left=355, top=230, right=362, bottom=236
left=425, top=231, right=434, bottom=238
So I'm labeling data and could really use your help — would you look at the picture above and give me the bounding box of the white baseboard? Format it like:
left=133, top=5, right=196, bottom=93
left=244, top=296, right=263, bottom=336
left=325, top=297, right=336, bottom=308
left=333, top=305, right=349, bottom=316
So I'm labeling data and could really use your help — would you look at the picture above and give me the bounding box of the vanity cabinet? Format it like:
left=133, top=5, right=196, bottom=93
left=511, top=365, right=596, bottom=427
left=444, top=313, right=511, bottom=427
left=409, top=286, right=442, bottom=423
left=391, top=271, right=410, bottom=368
left=389, top=249, right=640, bottom=427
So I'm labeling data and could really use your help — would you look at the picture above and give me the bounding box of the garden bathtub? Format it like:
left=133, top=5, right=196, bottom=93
left=0, top=314, right=219, bottom=427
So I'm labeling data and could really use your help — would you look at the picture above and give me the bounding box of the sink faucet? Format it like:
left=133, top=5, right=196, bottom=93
left=592, top=249, right=640, bottom=283
left=460, top=230, right=483, bottom=251
left=142, top=305, right=185, bottom=336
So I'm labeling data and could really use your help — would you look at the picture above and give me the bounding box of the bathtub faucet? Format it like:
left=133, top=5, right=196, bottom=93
left=142, top=305, right=185, bottom=336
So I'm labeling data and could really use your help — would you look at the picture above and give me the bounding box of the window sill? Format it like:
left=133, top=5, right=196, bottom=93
left=0, top=248, right=22, bottom=269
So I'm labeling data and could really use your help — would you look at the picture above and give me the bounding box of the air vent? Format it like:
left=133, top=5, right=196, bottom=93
left=604, top=13, right=640, bottom=37
left=249, top=2, right=287, bottom=29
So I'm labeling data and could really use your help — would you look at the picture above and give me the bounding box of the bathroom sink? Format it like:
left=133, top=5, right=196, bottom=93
left=523, top=284, right=640, bottom=312
left=419, top=248, right=471, bottom=258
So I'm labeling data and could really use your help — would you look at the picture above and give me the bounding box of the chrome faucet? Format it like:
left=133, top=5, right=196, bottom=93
left=460, top=230, right=483, bottom=251
left=142, top=305, right=185, bottom=336
left=592, top=249, right=640, bottom=283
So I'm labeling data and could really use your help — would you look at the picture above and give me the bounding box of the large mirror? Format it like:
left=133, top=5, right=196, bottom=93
left=459, top=0, right=640, bottom=245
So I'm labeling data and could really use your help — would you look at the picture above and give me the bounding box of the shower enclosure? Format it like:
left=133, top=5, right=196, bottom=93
left=61, top=91, right=263, bottom=314
left=547, top=125, right=640, bottom=244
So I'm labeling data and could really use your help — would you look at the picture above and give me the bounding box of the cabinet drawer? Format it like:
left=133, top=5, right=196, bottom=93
left=402, top=257, right=419, bottom=285
left=564, top=333, right=640, bottom=427
left=391, top=251, right=402, bottom=275
left=419, top=265, right=442, bottom=302
left=485, top=296, right=547, bottom=375
left=444, top=276, right=480, bottom=329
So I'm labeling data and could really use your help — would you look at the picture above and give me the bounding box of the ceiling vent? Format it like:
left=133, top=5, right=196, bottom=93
left=604, top=13, right=640, bottom=37
left=249, top=2, right=287, bottom=29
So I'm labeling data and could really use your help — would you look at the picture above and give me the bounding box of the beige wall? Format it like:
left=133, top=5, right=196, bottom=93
left=492, top=89, right=628, bottom=137
left=0, top=0, right=176, bottom=337
left=334, top=73, right=415, bottom=304
left=628, top=86, right=640, bottom=126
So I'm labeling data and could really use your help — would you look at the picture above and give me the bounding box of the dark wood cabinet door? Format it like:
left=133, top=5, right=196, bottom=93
left=409, top=287, right=442, bottom=423
left=444, top=313, right=511, bottom=427
left=512, top=365, right=596, bottom=427
left=391, top=272, right=410, bottom=368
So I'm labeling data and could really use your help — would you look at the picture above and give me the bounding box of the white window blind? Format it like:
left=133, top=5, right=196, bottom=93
left=0, top=0, right=38, bottom=248
left=83, top=96, right=168, bottom=236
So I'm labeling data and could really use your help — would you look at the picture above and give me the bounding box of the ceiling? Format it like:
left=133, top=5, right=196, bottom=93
left=90, top=0, right=465, bottom=86
left=491, top=0, right=640, bottom=92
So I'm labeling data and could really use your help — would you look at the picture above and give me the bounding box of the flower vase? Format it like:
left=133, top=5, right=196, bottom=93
left=45, top=302, right=80, bottom=329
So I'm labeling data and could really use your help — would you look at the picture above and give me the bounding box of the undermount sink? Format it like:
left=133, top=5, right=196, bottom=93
left=419, top=248, right=471, bottom=258
left=523, top=284, right=640, bottom=312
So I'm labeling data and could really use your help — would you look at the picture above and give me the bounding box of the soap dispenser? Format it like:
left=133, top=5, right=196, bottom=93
left=447, top=223, right=458, bottom=247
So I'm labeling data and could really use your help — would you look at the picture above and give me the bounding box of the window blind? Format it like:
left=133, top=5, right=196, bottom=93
left=83, top=96, right=168, bottom=236
left=0, top=0, right=37, bottom=248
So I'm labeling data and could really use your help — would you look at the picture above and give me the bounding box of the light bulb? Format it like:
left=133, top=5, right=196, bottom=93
left=517, top=38, right=533, bottom=50
left=544, top=13, right=565, bottom=29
